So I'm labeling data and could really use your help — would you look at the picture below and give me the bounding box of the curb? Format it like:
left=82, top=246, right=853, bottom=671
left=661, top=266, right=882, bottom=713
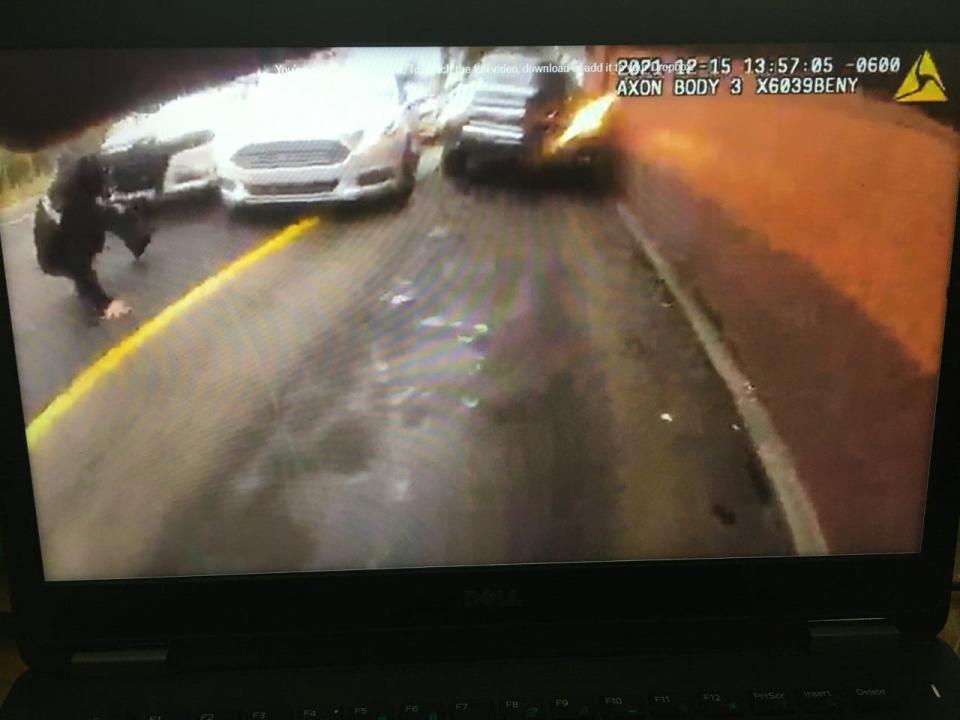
left=617, top=202, right=828, bottom=556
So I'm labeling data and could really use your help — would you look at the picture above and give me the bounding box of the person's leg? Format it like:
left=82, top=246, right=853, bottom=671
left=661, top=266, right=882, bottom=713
left=33, top=207, right=67, bottom=277
left=70, top=266, right=112, bottom=315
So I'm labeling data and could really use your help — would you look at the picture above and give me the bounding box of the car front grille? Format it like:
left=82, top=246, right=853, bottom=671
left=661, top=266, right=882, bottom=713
left=248, top=180, right=340, bottom=196
left=232, top=140, right=350, bottom=169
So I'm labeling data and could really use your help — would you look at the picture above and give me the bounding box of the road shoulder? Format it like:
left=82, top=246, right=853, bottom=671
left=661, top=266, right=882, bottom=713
left=618, top=202, right=828, bottom=555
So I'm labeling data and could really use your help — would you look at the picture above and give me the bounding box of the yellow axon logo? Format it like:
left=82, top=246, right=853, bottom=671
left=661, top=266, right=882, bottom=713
left=894, top=50, right=948, bottom=102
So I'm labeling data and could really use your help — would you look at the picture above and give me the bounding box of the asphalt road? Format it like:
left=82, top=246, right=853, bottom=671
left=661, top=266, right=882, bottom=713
left=1, top=194, right=275, bottom=420
left=1, top=157, right=795, bottom=580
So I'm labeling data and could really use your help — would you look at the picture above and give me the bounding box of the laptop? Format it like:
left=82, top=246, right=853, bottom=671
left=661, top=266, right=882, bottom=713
left=1, top=1, right=959, bottom=718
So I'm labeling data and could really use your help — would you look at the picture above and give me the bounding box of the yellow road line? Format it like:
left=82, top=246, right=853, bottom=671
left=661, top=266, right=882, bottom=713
left=25, top=216, right=319, bottom=449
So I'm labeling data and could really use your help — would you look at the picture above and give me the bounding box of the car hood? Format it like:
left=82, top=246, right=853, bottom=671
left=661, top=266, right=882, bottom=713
left=214, top=84, right=402, bottom=154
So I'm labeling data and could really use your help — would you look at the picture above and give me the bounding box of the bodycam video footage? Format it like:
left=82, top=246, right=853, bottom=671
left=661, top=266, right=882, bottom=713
left=0, top=46, right=957, bottom=580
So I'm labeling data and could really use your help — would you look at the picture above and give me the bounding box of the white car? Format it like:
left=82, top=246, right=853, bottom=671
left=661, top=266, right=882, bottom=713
left=215, top=66, right=419, bottom=207
left=99, top=86, right=242, bottom=203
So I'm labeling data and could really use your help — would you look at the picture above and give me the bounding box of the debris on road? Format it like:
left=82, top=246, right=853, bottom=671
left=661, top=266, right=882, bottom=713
left=419, top=314, right=463, bottom=329
left=389, top=385, right=417, bottom=406
left=427, top=224, right=450, bottom=240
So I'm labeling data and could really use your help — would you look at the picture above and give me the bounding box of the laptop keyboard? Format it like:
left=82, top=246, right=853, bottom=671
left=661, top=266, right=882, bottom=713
left=82, top=685, right=899, bottom=719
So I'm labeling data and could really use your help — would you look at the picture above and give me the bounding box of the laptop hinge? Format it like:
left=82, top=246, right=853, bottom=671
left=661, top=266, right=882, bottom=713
left=807, top=618, right=901, bottom=652
left=70, top=647, right=169, bottom=677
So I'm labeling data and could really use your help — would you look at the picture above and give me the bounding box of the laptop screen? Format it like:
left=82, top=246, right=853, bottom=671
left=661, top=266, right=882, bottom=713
left=1, top=45, right=957, bottom=581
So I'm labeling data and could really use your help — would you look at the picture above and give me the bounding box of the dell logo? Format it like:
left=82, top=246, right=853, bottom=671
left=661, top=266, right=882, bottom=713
left=464, top=589, right=523, bottom=609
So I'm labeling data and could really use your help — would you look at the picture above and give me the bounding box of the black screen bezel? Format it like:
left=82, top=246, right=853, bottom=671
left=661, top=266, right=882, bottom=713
left=1, top=0, right=959, bottom=670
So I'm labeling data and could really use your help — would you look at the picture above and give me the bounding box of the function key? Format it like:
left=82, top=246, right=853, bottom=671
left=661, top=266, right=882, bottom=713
left=647, top=694, right=695, bottom=718
left=300, top=709, right=344, bottom=720
left=196, top=713, right=240, bottom=720
left=598, top=695, right=643, bottom=719
left=549, top=698, right=593, bottom=720
left=798, top=689, right=841, bottom=715
left=451, top=701, right=493, bottom=720
left=141, top=714, right=177, bottom=720
left=79, top=713, right=123, bottom=720
left=502, top=700, right=546, bottom=720
left=400, top=704, right=444, bottom=720
left=853, top=686, right=897, bottom=712
left=697, top=692, right=744, bottom=717
left=750, top=690, right=793, bottom=716
left=352, top=707, right=394, bottom=720
left=246, top=711, right=293, bottom=720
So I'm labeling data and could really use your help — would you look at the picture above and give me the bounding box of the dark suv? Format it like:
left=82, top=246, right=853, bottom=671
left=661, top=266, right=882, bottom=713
left=440, top=51, right=618, bottom=185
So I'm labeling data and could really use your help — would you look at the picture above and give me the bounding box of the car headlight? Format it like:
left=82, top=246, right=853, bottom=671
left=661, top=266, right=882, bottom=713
left=350, top=121, right=402, bottom=154
left=549, top=93, right=617, bottom=154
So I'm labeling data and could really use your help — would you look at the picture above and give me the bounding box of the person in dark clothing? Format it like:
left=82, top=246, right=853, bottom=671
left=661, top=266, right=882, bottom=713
left=34, top=153, right=151, bottom=319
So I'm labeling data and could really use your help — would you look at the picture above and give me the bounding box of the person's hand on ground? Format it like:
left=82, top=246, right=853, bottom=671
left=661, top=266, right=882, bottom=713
left=102, top=299, right=132, bottom=319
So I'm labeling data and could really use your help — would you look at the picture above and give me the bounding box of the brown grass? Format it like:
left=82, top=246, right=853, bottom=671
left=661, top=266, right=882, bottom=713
left=0, top=174, right=50, bottom=211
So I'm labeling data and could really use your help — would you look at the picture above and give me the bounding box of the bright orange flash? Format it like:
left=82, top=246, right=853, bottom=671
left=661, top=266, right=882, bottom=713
left=550, top=93, right=617, bottom=152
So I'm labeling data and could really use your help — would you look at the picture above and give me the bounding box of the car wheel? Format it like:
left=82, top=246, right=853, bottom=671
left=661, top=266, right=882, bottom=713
left=387, top=151, right=416, bottom=209
left=441, top=145, right=468, bottom=178
left=401, top=145, right=418, bottom=192
left=589, top=148, right=622, bottom=195
left=394, top=177, right=415, bottom=207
